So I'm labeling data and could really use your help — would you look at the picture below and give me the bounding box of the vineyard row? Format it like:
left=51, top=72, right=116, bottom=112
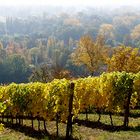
left=0, top=71, right=140, bottom=131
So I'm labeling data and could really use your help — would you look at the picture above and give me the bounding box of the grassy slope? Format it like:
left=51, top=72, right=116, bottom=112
left=1, top=111, right=140, bottom=140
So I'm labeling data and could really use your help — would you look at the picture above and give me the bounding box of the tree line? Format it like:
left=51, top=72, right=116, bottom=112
left=0, top=34, right=140, bottom=83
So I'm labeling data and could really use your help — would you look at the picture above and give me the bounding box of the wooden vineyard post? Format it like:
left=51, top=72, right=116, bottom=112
left=43, top=119, right=47, bottom=132
left=18, top=115, right=21, bottom=125
left=109, top=112, right=113, bottom=126
left=16, top=114, right=18, bottom=124
left=1, top=114, right=3, bottom=122
left=29, top=113, right=34, bottom=129
left=37, top=113, right=40, bottom=131
left=19, top=113, right=23, bottom=125
left=123, top=90, right=132, bottom=127
left=31, top=119, right=34, bottom=129
left=2, top=113, right=4, bottom=122
left=7, top=115, right=8, bottom=122
left=10, top=112, right=13, bottom=124
left=56, top=113, right=59, bottom=137
left=38, top=119, right=40, bottom=131
left=66, top=82, right=74, bottom=139
left=85, top=108, right=88, bottom=121
left=123, top=79, right=133, bottom=128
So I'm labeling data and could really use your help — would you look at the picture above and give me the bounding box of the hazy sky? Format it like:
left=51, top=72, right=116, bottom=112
left=0, top=0, right=140, bottom=6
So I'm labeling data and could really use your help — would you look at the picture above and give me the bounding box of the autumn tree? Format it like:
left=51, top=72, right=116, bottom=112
left=98, top=24, right=114, bottom=45
left=47, top=37, right=73, bottom=68
left=35, top=40, right=48, bottom=63
left=113, top=15, right=135, bottom=43
left=0, top=41, right=6, bottom=62
left=131, top=24, right=140, bottom=47
left=64, top=18, right=81, bottom=26
left=107, top=46, right=140, bottom=73
left=29, top=47, right=41, bottom=65
left=29, top=64, right=53, bottom=83
left=29, top=64, right=71, bottom=83
left=0, top=54, right=30, bottom=83
left=131, top=24, right=140, bottom=41
left=71, top=35, right=109, bottom=76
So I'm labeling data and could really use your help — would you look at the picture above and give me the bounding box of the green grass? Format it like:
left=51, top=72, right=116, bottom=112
left=0, top=129, right=36, bottom=140
left=1, top=112, right=140, bottom=140
left=73, top=113, right=140, bottom=140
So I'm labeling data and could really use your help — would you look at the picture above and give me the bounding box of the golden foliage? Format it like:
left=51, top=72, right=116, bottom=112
left=64, top=18, right=81, bottom=26
left=107, top=46, right=140, bottom=73
left=71, top=35, right=109, bottom=74
left=131, top=24, right=140, bottom=40
left=98, top=24, right=114, bottom=40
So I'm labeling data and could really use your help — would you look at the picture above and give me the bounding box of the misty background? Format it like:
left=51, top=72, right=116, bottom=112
left=0, top=0, right=140, bottom=83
